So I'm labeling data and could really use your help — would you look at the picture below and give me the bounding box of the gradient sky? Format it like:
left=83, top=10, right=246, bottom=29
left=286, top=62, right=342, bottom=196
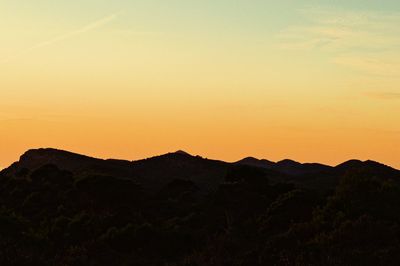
left=1, top=0, right=400, bottom=169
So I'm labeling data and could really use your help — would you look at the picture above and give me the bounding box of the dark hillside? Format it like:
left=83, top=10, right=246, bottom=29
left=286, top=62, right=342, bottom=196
left=1, top=149, right=400, bottom=265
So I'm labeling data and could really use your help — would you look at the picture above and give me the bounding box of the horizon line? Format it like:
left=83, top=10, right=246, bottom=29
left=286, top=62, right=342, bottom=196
left=0, top=147, right=397, bottom=171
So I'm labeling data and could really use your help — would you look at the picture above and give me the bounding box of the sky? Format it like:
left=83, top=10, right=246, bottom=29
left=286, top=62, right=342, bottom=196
left=1, top=0, right=400, bottom=169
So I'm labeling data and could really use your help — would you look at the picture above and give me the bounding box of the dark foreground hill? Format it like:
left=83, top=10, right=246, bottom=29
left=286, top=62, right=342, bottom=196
left=2, top=148, right=229, bottom=195
left=0, top=148, right=400, bottom=265
left=4, top=148, right=399, bottom=191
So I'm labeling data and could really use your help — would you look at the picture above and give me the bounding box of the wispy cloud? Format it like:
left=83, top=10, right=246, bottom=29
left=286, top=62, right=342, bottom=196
left=1, top=12, right=119, bottom=63
left=277, top=8, right=400, bottom=52
left=277, top=7, right=400, bottom=78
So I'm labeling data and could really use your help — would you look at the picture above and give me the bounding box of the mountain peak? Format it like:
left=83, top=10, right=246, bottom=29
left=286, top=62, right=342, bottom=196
left=276, top=159, right=302, bottom=166
left=18, top=148, right=95, bottom=166
left=237, top=156, right=274, bottom=163
left=2, top=148, right=134, bottom=179
left=21, top=148, right=84, bottom=159
left=174, top=150, right=192, bottom=156
left=335, top=159, right=364, bottom=169
left=236, top=157, right=275, bottom=169
left=239, top=156, right=259, bottom=161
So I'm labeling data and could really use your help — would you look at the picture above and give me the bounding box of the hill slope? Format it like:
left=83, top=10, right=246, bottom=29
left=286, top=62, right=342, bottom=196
left=0, top=148, right=400, bottom=265
left=2, top=149, right=399, bottom=192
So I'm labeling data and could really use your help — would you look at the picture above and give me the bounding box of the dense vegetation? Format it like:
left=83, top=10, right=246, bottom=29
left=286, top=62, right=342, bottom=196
left=1, top=151, right=400, bottom=265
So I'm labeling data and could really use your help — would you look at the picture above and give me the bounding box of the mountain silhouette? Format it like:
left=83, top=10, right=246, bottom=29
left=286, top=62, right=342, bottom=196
left=2, top=148, right=399, bottom=192
left=1, top=148, right=400, bottom=265
left=1, top=148, right=229, bottom=194
left=235, top=157, right=275, bottom=169
left=236, top=157, right=331, bottom=175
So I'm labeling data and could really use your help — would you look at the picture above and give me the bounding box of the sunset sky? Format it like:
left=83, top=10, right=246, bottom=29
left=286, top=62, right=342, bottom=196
left=1, top=0, right=400, bottom=169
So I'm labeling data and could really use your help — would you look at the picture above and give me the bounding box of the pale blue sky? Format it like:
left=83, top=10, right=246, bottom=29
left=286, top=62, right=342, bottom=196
left=3, top=1, right=400, bottom=34
left=1, top=1, right=399, bottom=168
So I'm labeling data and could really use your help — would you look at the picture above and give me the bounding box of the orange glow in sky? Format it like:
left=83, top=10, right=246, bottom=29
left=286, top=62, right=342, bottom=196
left=1, top=1, right=399, bottom=169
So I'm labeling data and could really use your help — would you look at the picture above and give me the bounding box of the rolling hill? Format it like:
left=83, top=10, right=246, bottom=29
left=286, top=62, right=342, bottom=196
left=0, top=148, right=400, bottom=265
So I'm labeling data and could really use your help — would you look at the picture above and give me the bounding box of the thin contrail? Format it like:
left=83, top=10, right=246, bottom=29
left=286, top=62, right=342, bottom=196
left=1, top=12, right=119, bottom=63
